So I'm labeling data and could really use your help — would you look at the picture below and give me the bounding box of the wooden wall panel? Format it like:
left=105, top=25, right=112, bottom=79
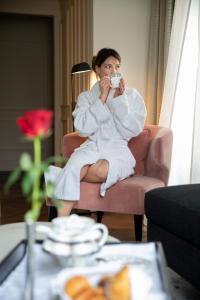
left=60, top=0, right=93, bottom=134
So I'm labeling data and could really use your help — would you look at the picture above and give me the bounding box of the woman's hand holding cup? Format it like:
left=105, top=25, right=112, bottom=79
left=114, top=77, right=125, bottom=97
left=99, top=74, right=125, bottom=102
left=99, top=76, right=111, bottom=103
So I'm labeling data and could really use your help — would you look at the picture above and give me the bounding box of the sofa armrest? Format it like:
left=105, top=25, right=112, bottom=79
left=145, top=126, right=173, bottom=186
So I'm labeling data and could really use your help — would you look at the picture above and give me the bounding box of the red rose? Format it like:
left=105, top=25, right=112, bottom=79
left=17, top=109, right=53, bottom=138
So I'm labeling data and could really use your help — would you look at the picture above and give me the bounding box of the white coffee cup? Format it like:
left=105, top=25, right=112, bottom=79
left=110, top=73, right=122, bottom=88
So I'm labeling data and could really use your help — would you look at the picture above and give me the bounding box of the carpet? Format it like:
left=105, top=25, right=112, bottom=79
left=167, top=268, right=200, bottom=300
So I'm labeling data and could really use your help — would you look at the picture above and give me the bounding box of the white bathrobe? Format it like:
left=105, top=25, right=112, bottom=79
left=45, top=82, right=147, bottom=200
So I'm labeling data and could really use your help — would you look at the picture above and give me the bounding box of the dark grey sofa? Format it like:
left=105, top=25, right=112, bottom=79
left=145, top=184, right=200, bottom=290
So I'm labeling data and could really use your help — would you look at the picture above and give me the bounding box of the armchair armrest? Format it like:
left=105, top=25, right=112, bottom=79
left=145, top=126, right=173, bottom=185
left=62, top=132, right=86, bottom=158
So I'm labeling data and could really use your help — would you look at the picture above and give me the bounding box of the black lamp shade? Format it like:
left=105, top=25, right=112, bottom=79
left=71, top=62, right=91, bottom=74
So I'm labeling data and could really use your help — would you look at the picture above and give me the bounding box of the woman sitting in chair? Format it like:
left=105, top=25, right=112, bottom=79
left=45, top=48, right=147, bottom=216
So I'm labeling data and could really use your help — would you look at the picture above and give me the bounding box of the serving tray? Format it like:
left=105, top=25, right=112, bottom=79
left=0, top=239, right=27, bottom=285
left=0, top=240, right=172, bottom=300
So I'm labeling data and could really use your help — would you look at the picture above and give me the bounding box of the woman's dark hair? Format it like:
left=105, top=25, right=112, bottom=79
left=92, top=48, right=121, bottom=72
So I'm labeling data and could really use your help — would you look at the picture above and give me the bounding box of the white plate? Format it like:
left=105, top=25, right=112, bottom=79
left=50, top=262, right=169, bottom=300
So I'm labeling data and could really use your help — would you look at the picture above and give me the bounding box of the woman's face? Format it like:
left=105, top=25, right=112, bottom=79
left=95, top=56, right=121, bottom=79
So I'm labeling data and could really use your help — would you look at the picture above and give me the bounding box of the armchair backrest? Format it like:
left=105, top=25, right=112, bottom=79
left=63, top=125, right=173, bottom=186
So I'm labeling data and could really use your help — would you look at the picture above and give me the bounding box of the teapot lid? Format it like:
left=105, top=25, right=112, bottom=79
left=47, top=214, right=101, bottom=243
left=52, top=214, right=95, bottom=231
left=48, top=228, right=102, bottom=243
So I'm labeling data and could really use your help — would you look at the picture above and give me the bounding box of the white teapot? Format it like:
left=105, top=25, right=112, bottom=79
left=37, top=214, right=108, bottom=266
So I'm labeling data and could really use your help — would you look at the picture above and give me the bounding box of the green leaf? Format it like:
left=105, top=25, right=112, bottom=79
left=45, top=155, right=66, bottom=165
left=21, top=172, right=33, bottom=196
left=20, top=153, right=32, bottom=171
left=40, top=157, right=67, bottom=173
left=51, top=196, right=61, bottom=209
left=4, top=168, right=21, bottom=192
left=38, top=190, right=45, bottom=201
left=40, top=162, right=50, bottom=172
left=45, top=182, right=55, bottom=198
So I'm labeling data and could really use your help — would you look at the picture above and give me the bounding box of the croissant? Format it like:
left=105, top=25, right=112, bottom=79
left=65, top=275, right=90, bottom=298
left=65, top=275, right=107, bottom=300
left=102, top=266, right=131, bottom=300
left=64, top=265, right=131, bottom=300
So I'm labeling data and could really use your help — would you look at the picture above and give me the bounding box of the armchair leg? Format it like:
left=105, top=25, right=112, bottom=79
left=48, top=206, right=57, bottom=221
left=96, top=211, right=104, bottom=223
left=134, top=214, right=143, bottom=241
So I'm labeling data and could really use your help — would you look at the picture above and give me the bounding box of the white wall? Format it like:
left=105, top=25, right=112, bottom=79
left=93, top=0, right=151, bottom=98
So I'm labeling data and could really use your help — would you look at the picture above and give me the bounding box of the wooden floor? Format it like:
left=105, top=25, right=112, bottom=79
left=0, top=175, right=147, bottom=241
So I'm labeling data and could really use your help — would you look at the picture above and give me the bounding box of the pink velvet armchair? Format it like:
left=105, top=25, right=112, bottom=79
left=47, top=125, right=173, bottom=241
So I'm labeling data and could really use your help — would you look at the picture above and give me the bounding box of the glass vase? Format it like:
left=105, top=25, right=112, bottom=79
left=24, top=219, right=35, bottom=300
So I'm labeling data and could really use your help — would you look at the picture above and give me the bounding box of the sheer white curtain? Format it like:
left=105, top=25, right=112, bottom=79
left=159, top=0, right=200, bottom=185
left=146, top=0, right=174, bottom=124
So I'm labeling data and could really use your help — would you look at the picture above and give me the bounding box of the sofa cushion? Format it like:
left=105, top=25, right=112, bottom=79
left=128, top=128, right=150, bottom=175
left=145, top=184, right=200, bottom=248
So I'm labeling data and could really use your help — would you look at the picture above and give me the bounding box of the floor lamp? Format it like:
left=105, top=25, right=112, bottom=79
left=71, top=62, right=91, bottom=112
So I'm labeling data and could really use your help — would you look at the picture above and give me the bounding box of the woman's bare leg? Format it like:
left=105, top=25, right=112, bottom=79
left=83, top=159, right=109, bottom=183
left=57, top=165, right=90, bottom=217
left=58, top=200, right=75, bottom=217
left=57, top=161, right=109, bottom=217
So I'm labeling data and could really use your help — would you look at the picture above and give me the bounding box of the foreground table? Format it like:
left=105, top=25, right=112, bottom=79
left=0, top=222, right=119, bottom=263
left=0, top=222, right=51, bottom=262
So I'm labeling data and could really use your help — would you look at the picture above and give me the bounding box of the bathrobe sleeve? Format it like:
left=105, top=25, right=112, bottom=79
left=72, top=91, right=111, bottom=136
left=107, top=88, right=147, bottom=140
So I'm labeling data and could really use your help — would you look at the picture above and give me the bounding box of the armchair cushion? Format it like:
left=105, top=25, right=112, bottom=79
left=75, top=175, right=165, bottom=214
